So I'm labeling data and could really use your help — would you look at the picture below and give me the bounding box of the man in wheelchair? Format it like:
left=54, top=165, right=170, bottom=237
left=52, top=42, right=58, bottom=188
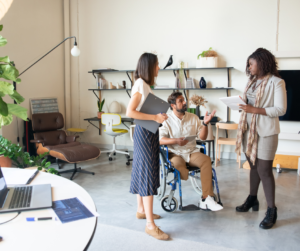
left=159, top=91, right=223, bottom=211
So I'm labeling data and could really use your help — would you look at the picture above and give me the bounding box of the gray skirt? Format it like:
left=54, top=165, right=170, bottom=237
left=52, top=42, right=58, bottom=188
left=243, top=130, right=278, bottom=160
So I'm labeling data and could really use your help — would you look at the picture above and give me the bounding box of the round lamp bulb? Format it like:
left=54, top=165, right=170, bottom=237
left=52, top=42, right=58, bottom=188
left=0, top=0, right=13, bottom=20
left=71, top=45, right=80, bottom=57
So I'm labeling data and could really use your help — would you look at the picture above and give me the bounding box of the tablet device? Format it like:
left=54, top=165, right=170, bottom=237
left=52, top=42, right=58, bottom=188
left=183, top=135, right=197, bottom=142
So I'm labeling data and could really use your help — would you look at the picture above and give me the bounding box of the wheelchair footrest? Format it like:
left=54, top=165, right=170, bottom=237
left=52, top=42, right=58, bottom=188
left=179, top=204, right=200, bottom=211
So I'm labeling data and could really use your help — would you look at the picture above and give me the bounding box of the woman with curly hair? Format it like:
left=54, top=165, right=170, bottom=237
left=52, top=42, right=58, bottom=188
left=235, top=48, right=287, bottom=229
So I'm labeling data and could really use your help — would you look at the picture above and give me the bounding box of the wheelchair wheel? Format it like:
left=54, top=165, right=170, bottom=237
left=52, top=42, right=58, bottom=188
left=190, top=172, right=203, bottom=197
left=155, top=154, right=166, bottom=200
left=161, top=195, right=178, bottom=213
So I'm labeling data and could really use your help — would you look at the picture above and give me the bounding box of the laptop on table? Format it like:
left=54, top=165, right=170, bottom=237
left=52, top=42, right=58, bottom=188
left=0, top=167, right=52, bottom=213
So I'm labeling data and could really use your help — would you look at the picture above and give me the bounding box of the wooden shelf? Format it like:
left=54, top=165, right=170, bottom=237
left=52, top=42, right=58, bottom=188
left=88, top=87, right=233, bottom=91
left=86, top=66, right=234, bottom=129
left=88, top=88, right=131, bottom=91
left=88, top=67, right=234, bottom=74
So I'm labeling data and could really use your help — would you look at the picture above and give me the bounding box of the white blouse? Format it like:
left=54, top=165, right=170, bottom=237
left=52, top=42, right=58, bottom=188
left=131, top=78, right=153, bottom=111
left=159, top=111, right=203, bottom=162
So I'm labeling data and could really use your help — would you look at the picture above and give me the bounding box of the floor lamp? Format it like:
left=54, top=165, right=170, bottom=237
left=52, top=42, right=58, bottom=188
left=13, top=36, right=80, bottom=142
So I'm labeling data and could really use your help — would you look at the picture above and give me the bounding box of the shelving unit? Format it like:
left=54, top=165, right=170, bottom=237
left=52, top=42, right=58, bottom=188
left=86, top=67, right=234, bottom=134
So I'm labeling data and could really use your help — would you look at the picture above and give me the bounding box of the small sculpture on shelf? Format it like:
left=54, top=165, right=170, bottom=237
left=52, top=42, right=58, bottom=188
left=189, top=94, right=207, bottom=118
left=109, top=82, right=117, bottom=89
left=109, top=101, right=121, bottom=113
left=117, top=83, right=123, bottom=89
left=122, top=80, right=126, bottom=89
left=163, top=55, right=173, bottom=69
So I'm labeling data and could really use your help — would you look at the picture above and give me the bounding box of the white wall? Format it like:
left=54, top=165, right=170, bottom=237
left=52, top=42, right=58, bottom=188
left=68, top=0, right=300, bottom=157
left=2, top=0, right=299, bottom=158
left=1, top=0, right=65, bottom=144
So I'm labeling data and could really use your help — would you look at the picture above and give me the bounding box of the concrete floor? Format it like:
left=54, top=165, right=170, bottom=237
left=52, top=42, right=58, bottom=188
left=57, top=152, right=300, bottom=251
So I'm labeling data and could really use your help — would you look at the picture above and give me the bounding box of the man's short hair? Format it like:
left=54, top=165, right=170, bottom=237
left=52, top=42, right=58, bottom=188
left=167, top=91, right=183, bottom=110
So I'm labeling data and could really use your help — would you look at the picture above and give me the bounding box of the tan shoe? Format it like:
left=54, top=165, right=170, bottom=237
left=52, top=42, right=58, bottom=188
left=145, top=226, right=169, bottom=240
left=136, top=212, right=161, bottom=219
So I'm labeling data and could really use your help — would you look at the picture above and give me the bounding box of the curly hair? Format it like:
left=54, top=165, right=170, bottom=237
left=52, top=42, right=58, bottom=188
left=246, top=48, right=280, bottom=80
left=167, top=91, right=183, bottom=110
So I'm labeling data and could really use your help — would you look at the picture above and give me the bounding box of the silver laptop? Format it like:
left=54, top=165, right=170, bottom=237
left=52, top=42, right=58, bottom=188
left=0, top=167, right=52, bottom=213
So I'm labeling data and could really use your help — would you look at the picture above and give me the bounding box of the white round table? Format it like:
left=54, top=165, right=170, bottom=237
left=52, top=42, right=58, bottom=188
left=0, top=168, right=97, bottom=251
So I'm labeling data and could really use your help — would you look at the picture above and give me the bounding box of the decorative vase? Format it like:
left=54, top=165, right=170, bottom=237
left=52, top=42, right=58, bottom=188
left=0, top=155, right=12, bottom=167
left=195, top=106, right=200, bottom=118
left=199, top=77, right=206, bottom=89
left=97, top=111, right=104, bottom=119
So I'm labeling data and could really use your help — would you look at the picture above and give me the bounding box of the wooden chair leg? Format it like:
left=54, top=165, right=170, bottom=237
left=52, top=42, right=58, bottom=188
left=215, top=143, right=219, bottom=167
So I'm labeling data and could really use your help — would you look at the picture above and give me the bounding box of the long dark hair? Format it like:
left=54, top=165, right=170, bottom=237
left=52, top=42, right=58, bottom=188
left=134, top=53, right=158, bottom=86
left=246, top=48, right=280, bottom=80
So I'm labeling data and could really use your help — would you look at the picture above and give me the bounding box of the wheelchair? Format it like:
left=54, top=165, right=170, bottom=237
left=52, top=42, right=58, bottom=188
left=156, top=143, right=222, bottom=213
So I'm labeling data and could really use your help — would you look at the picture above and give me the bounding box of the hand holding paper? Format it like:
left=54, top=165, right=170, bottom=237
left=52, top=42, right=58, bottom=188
left=220, top=96, right=246, bottom=110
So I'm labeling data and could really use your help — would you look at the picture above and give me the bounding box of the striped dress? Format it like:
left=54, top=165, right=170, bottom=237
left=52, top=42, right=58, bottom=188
left=130, top=124, right=160, bottom=196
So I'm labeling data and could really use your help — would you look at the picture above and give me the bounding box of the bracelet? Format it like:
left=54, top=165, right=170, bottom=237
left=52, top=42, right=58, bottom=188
left=203, top=121, right=208, bottom=127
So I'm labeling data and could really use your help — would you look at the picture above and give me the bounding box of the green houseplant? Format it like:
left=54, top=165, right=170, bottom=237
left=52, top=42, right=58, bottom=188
left=0, top=25, right=58, bottom=175
left=0, top=25, right=27, bottom=127
left=0, top=136, right=59, bottom=175
left=196, top=47, right=218, bottom=68
left=97, top=98, right=105, bottom=118
left=0, top=24, right=27, bottom=167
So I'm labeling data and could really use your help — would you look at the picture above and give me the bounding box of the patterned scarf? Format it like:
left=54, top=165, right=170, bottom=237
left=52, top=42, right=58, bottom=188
left=235, top=74, right=271, bottom=165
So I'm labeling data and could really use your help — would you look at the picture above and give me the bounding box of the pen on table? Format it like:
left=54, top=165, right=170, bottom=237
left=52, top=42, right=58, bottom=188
left=26, top=217, right=57, bottom=222
left=26, top=169, right=39, bottom=185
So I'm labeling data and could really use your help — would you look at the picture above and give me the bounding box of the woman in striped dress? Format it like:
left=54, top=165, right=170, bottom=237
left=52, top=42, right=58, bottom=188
left=126, top=53, right=169, bottom=240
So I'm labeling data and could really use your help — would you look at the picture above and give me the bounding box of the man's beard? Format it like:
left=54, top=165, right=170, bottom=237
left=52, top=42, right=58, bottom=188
left=176, top=105, right=187, bottom=113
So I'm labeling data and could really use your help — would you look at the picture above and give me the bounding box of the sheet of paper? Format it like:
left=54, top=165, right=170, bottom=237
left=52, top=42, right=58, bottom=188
left=219, top=96, right=246, bottom=110
left=52, top=197, right=99, bottom=224
left=2, top=168, right=37, bottom=185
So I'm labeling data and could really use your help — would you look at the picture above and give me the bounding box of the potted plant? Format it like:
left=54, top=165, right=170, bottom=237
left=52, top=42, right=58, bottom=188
left=97, top=99, right=105, bottom=118
left=189, top=94, right=208, bottom=118
left=0, top=24, right=28, bottom=167
left=0, top=136, right=59, bottom=175
left=196, top=47, right=218, bottom=68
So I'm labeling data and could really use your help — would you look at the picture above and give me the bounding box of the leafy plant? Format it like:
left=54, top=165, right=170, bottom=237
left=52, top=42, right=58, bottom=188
left=0, top=25, right=27, bottom=128
left=97, top=98, right=105, bottom=112
left=0, top=136, right=59, bottom=175
left=197, top=47, right=217, bottom=59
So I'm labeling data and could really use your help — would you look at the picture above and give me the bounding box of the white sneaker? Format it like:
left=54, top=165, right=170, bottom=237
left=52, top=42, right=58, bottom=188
left=199, top=195, right=223, bottom=211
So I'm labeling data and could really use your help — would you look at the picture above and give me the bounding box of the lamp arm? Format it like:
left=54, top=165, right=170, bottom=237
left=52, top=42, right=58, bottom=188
left=18, top=36, right=77, bottom=77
